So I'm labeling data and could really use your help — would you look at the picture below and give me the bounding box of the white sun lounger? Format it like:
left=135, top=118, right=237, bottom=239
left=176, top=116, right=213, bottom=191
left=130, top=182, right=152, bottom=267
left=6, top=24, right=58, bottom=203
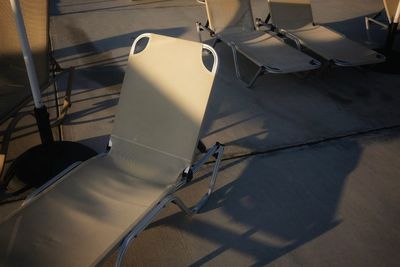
left=268, top=0, right=386, bottom=66
left=0, top=33, right=224, bottom=267
left=196, top=0, right=321, bottom=87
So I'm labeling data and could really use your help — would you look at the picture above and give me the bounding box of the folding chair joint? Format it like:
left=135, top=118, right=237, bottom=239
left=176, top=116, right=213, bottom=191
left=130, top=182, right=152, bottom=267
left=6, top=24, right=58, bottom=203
left=196, top=21, right=215, bottom=42
left=255, top=17, right=273, bottom=31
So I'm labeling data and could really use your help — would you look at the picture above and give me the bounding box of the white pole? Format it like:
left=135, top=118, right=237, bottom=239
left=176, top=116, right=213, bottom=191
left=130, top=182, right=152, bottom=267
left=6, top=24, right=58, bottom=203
left=9, top=0, right=43, bottom=109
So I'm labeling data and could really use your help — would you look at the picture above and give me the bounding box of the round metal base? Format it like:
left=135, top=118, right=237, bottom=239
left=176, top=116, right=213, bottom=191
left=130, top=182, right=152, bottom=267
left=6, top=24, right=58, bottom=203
left=4, top=141, right=97, bottom=190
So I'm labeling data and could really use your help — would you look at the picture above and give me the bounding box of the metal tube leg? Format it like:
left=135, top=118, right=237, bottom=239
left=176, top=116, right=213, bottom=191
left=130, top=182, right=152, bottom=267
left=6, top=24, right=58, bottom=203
left=365, top=17, right=370, bottom=30
left=192, top=145, right=224, bottom=213
left=115, top=195, right=176, bottom=267
left=172, top=197, right=194, bottom=215
left=246, top=67, right=263, bottom=88
left=229, top=44, right=264, bottom=88
left=115, top=144, right=224, bottom=267
left=230, top=45, right=242, bottom=79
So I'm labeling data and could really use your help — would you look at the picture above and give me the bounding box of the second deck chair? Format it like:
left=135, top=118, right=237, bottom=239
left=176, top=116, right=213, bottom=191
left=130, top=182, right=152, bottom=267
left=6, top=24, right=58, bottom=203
left=0, top=33, right=224, bottom=267
left=267, top=0, right=386, bottom=66
left=196, top=0, right=321, bottom=87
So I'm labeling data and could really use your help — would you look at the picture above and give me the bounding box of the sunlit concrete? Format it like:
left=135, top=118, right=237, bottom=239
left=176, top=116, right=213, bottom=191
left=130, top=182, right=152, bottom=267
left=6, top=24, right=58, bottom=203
left=1, top=0, right=399, bottom=266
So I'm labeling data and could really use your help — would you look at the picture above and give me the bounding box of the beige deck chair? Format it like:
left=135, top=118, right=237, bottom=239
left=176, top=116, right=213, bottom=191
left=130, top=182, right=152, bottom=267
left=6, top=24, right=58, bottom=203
left=0, top=33, right=224, bottom=267
left=267, top=0, right=385, bottom=66
left=196, top=0, right=321, bottom=87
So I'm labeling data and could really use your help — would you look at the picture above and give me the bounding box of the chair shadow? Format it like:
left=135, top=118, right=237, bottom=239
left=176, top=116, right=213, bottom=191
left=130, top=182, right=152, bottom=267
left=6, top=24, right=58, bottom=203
left=145, top=126, right=362, bottom=266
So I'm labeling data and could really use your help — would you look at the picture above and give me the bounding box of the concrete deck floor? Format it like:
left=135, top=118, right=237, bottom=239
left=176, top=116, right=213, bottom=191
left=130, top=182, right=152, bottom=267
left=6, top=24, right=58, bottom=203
left=1, top=0, right=400, bottom=266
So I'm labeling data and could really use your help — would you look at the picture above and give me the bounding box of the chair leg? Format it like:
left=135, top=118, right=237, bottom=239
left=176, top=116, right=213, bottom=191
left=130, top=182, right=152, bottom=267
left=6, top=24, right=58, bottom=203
left=246, top=67, right=264, bottom=88
left=365, top=17, right=389, bottom=29
left=172, top=197, right=194, bottom=215
left=230, top=44, right=242, bottom=79
left=115, top=194, right=177, bottom=267
left=115, top=144, right=224, bottom=267
left=365, top=9, right=388, bottom=30
left=229, top=45, right=264, bottom=88
left=192, top=144, right=224, bottom=213
left=171, top=143, right=224, bottom=214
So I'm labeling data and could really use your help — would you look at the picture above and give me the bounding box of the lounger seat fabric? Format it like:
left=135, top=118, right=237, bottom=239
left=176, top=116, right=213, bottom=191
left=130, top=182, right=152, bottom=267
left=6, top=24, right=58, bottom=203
left=289, top=24, right=385, bottom=65
left=0, top=154, right=172, bottom=267
left=218, top=27, right=319, bottom=73
left=268, top=0, right=385, bottom=66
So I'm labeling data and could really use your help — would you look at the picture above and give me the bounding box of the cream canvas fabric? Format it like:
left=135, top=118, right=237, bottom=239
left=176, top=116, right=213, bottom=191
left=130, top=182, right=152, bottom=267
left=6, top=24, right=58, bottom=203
left=205, top=0, right=255, bottom=32
left=0, top=34, right=217, bottom=267
left=268, top=0, right=385, bottom=66
left=266, top=0, right=313, bottom=30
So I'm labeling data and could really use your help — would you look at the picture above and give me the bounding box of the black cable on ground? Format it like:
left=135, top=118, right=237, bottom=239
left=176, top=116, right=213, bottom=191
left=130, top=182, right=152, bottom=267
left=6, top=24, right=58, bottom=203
left=206, top=123, right=400, bottom=164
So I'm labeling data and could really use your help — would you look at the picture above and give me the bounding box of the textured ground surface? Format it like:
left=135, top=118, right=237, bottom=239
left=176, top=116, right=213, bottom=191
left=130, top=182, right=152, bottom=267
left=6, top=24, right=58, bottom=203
left=1, top=0, right=400, bottom=266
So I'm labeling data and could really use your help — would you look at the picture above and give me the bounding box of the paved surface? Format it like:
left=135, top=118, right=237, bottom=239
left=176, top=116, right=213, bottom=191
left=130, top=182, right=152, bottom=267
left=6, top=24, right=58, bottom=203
left=1, top=0, right=400, bottom=266
left=103, top=130, right=400, bottom=267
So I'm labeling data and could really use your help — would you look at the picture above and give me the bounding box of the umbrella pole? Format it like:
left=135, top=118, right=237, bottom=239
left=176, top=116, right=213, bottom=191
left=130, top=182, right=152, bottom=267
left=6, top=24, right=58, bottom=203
left=3, top=0, right=97, bottom=193
left=9, top=0, right=53, bottom=145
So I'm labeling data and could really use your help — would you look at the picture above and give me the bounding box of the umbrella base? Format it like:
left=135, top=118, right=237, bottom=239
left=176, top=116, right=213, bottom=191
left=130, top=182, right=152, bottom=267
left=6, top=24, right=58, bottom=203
left=3, top=141, right=97, bottom=192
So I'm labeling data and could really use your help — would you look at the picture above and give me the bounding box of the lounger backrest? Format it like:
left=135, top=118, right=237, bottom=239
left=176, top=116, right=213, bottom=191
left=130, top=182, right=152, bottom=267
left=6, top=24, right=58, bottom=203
left=110, top=33, right=216, bottom=183
left=0, top=0, right=49, bottom=87
left=268, top=0, right=314, bottom=30
left=384, top=0, right=400, bottom=24
left=205, top=0, right=255, bottom=32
